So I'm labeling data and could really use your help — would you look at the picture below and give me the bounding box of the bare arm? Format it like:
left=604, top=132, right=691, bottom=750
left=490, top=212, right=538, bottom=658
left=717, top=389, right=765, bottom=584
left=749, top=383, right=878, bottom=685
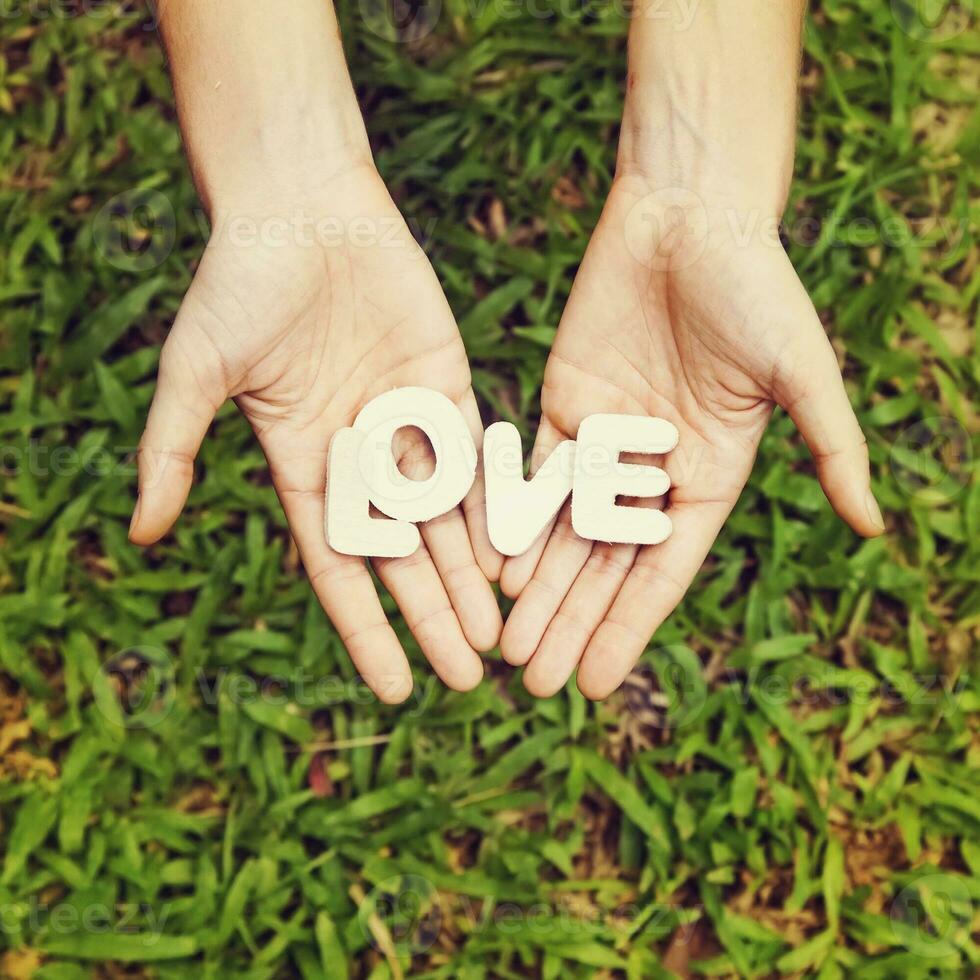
left=158, top=0, right=371, bottom=215
left=619, top=0, right=806, bottom=215
left=132, top=0, right=503, bottom=701
left=500, top=1, right=881, bottom=700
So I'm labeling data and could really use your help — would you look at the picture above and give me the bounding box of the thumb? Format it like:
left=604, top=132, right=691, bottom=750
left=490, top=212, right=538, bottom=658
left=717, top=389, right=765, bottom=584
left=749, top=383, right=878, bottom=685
left=772, top=306, right=885, bottom=539
left=130, top=329, right=226, bottom=545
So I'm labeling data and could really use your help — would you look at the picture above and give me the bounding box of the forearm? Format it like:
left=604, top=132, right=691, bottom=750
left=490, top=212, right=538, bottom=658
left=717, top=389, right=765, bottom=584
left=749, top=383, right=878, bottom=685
left=618, top=0, right=806, bottom=215
left=159, top=0, right=372, bottom=214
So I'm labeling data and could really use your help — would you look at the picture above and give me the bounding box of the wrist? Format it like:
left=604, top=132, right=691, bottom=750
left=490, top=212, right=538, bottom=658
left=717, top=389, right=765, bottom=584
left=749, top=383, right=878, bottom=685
left=161, top=0, right=373, bottom=216
left=618, top=0, right=805, bottom=219
left=187, top=99, right=374, bottom=218
left=616, top=102, right=794, bottom=220
left=203, top=163, right=425, bottom=264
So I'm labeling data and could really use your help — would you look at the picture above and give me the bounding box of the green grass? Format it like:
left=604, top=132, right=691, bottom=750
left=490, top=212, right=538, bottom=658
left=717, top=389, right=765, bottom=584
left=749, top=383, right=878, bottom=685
left=1, top=1, right=978, bottom=977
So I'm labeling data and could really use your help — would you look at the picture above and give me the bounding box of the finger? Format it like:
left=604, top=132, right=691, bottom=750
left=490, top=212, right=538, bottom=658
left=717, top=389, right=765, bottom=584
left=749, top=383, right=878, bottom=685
left=498, top=418, right=569, bottom=598
left=772, top=298, right=884, bottom=538
left=458, top=390, right=504, bottom=583
left=499, top=500, right=592, bottom=666
left=387, top=411, right=500, bottom=656
left=130, top=333, right=225, bottom=545
left=269, top=445, right=413, bottom=704
left=577, top=500, right=731, bottom=700
left=523, top=542, right=637, bottom=697
left=373, top=546, right=485, bottom=692
left=421, top=509, right=503, bottom=652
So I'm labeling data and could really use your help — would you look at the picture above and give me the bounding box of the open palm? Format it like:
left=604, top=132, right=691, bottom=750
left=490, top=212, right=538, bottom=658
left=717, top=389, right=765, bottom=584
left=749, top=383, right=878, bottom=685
left=131, top=165, right=502, bottom=702
left=500, top=175, right=883, bottom=699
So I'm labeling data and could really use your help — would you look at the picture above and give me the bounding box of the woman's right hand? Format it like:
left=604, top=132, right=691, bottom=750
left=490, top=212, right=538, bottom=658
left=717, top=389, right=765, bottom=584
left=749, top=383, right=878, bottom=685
left=131, top=164, right=503, bottom=703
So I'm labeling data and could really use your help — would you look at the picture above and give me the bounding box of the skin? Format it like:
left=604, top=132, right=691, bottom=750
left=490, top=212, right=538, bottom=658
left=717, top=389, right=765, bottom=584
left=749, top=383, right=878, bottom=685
left=499, top=0, right=885, bottom=699
left=131, top=0, right=502, bottom=703
left=136, top=0, right=884, bottom=704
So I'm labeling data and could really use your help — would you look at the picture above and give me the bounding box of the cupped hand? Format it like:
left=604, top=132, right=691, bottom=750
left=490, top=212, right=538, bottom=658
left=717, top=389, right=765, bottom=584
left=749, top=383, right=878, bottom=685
left=131, top=164, right=503, bottom=702
left=500, top=174, right=884, bottom=700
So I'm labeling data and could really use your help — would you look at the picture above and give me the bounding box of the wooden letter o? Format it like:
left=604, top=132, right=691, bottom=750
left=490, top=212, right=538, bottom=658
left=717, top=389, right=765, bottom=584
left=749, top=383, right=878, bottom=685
left=353, top=387, right=477, bottom=524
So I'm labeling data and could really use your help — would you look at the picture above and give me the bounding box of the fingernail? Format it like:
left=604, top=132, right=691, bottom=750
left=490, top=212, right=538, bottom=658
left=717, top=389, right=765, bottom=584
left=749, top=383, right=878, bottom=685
left=129, top=494, right=142, bottom=537
left=865, top=488, right=885, bottom=532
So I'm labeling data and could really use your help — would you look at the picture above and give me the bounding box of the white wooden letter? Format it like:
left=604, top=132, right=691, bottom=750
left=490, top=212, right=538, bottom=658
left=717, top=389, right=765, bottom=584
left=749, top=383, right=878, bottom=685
left=571, top=414, right=679, bottom=545
left=353, top=387, right=477, bottom=523
left=326, top=428, right=421, bottom=558
left=483, top=422, right=576, bottom=557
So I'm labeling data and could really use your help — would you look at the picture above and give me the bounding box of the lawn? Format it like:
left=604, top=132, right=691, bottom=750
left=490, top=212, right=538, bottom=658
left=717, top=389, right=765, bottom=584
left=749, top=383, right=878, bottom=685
left=0, top=0, right=978, bottom=977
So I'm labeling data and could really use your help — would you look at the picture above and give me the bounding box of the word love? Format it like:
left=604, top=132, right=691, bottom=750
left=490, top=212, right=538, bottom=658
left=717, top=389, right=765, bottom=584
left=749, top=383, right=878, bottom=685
left=325, top=387, right=679, bottom=559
